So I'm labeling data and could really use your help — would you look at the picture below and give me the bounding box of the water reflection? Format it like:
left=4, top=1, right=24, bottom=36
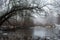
left=0, top=26, right=58, bottom=40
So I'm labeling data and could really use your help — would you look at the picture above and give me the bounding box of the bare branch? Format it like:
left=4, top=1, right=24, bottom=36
left=0, top=3, right=52, bottom=26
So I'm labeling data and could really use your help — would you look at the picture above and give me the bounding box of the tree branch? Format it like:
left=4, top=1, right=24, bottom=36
left=0, top=4, right=52, bottom=26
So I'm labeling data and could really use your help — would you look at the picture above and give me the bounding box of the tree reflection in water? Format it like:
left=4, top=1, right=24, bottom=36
left=0, top=0, right=60, bottom=40
left=0, top=26, right=58, bottom=40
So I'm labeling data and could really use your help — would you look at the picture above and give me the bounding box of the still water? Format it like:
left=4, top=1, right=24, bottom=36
left=0, top=26, right=60, bottom=40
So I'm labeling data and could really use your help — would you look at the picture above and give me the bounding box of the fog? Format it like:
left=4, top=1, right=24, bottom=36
left=0, top=0, right=60, bottom=40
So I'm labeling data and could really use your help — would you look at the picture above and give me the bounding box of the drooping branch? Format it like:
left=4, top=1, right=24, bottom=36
left=0, top=4, right=52, bottom=26
left=0, top=6, right=39, bottom=26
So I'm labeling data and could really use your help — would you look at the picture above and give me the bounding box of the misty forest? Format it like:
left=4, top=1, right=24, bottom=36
left=0, top=0, right=60, bottom=40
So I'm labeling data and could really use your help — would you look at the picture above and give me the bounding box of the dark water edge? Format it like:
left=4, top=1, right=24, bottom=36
left=0, top=26, right=59, bottom=40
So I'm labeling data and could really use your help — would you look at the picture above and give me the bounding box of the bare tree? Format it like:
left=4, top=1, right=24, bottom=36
left=0, top=0, right=60, bottom=30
